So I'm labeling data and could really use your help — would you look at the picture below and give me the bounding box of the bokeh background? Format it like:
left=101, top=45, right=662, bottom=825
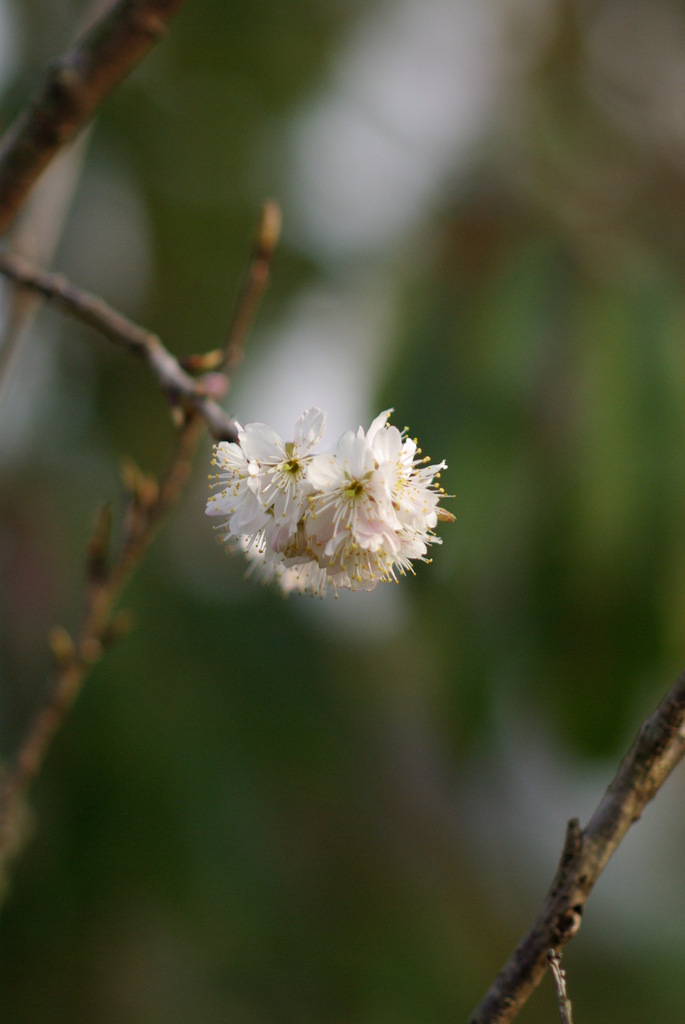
left=2, top=0, right=685, bottom=1020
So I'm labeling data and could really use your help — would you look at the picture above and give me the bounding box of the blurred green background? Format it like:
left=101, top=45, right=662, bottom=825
left=2, top=0, right=685, bottom=1021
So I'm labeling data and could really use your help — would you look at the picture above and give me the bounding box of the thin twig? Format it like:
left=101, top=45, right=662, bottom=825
left=180, top=199, right=283, bottom=376
left=546, top=950, right=574, bottom=1024
left=0, top=198, right=282, bottom=437
left=0, top=414, right=203, bottom=869
left=0, top=248, right=239, bottom=441
left=222, top=199, right=282, bottom=371
left=0, top=0, right=189, bottom=237
left=0, top=199, right=280, bottom=881
left=467, top=672, right=685, bottom=1023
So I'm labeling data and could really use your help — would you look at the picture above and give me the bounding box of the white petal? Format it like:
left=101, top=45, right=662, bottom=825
left=307, top=452, right=341, bottom=490
left=366, top=408, right=393, bottom=444
left=337, top=430, right=374, bottom=477
left=240, top=422, right=285, bottom=462
left=293, top=407, right=326, bottom=452
left=372, top=424, right=403, bottom=463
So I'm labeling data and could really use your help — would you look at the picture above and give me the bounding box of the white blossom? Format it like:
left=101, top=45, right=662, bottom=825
left=243, top=407, right=325, bottom=529
left=206, top=424, right=268, bottom=541
left=207, top=407, right=450, bottom=597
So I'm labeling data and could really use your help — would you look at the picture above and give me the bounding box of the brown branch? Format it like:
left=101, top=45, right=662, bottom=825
left=0, top=201, right=280, bottom=884
left=0, top=0, right=190, bottom=237
left=468, top=671, right=685, bottom=1023
left=0, top=414, right=203, bottom=870
left=0, top=248, right=239, bottom=441
left=0, top=198, right=281, bottom=438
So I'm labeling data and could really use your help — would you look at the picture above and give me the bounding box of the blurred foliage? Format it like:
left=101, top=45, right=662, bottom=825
left=2, top=1, right=685, bottom=1022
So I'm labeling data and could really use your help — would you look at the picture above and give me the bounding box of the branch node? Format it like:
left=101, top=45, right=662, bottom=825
left=80, top=636, right=103, bottom=665
left=255, top=198, right=282, bottom=259
left=546, top=949, right=574, bottom=1024
left=48, top=625, right=76, bottom=668
left=550, top=817, right=582, bottom=893
left=48, top=63, right=82, bottom=108
left=120, top=458, right=158, bottom=510
left=552, top=906, right=582, bottom=942
left=180, top=350, right=224, bottom=372
left=132, top=10, right=168, bottom=40
left=196, top=371, right=229, bottom=399
left=169, top=402, right=186, bottom=427
left=101, top=608, right=135, bottom=649
left=87, top=502, right=113, bottom=583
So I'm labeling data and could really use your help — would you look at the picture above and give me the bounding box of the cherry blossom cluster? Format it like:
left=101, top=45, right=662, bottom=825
left=206, top=407, right=451, bottom=596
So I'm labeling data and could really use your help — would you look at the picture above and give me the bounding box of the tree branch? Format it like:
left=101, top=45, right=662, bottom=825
left=0, top=416, right=203, bottom=875
left=0, top=202, right=280, bottom=887
left=0, top=0, right=189, bottom=237
left=468, top=671, right=685, bottom=1023
left=0, top=248, right=239, bottom=441
left=0, top=196, right=281, bottom=439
